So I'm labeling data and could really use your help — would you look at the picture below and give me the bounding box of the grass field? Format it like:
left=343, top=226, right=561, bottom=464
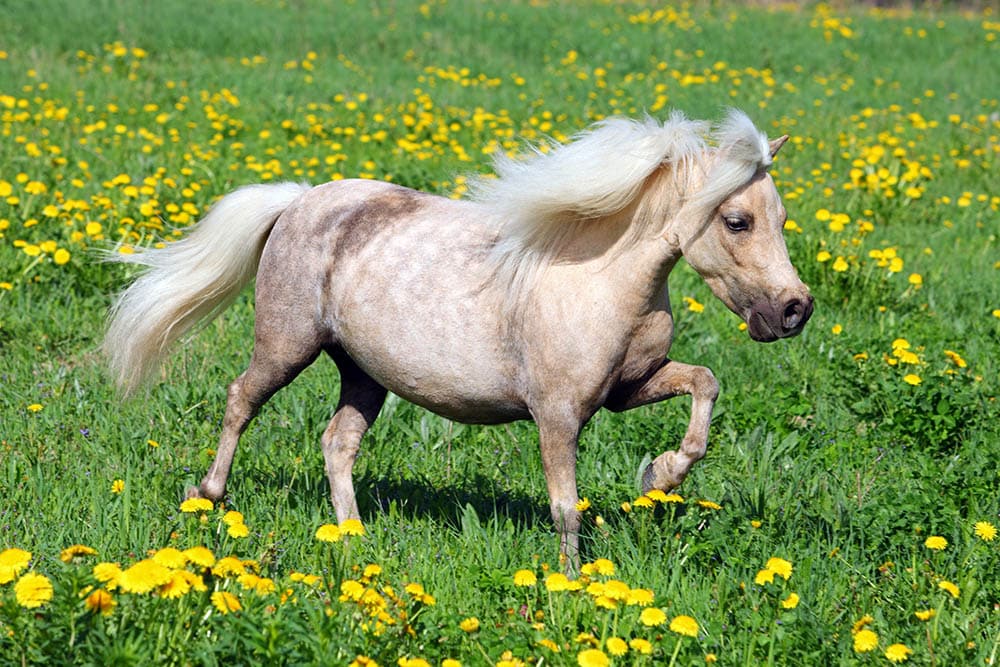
left=1, top=0, right=999, bottom=664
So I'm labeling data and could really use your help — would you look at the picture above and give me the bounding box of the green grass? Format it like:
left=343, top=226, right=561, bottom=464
left=1, top=0, right=999, bottom=665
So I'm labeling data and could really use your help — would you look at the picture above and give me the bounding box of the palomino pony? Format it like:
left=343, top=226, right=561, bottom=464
left=105, top=109, right=812, bottom=567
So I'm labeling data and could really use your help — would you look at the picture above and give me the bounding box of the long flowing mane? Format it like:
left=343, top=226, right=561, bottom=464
left=471, top=109, right=773, bottom=299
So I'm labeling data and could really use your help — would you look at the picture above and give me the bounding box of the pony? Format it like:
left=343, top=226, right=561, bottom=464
left=105, top=109, right=813, bottom=568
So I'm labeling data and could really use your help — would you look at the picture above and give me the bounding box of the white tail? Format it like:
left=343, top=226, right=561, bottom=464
left=104, top=182, right=311, bottom=394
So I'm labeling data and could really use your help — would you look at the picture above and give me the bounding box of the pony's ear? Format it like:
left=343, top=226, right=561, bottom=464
left=768, top=135, right=790, bottom=158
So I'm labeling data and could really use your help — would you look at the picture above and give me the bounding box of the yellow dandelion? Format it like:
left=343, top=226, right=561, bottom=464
left=545, top=572, right=574, bottom=592
left=15, top=572, right=53, bottom=609
left=606, top=636, right=628, bottom=657
left=576, top=648, right=609, bottom=667
left=84, top=588, right=115, bottom=615
left=696, top=499, right=722, bottom=510
left=903, top=374, right=922, bottom=386
left=0, top=548, right=33, bottom=584
left=26, top=403, right=43, bottom=413
left=626, top=587, right=654, bottom=606
left=915, top=609, right=935, bottom=621
left=781, top=592, right=800, bottom=609
left=884, top=643, right=912, bottom=663
left=118, top=559, right=173, bottom=594
left=632, top=496, right=655, bottom=509
left=111, top=479, right=125, bottom=494
left=645, top=489, right=668, bottom=503
left=513, top=569, right=537, bottom=587
left=765, top=557, right=793, bottom=580
left=459, top=616, right=480, bottom=633
left=754, top=568, right=776, bottom=586
left=974, top=521, right=997, bottom=541
left=222, top=510, right=244, bottom=526
left=853, top=629, right=878, bottom=653
left=832, top=256, right=849, bottom=272
left=575, top=497, right=591, bottom=512
left=151, top=547, right=187, bottom=569
left=669, top=614, right=699, bottom=638
left=60, top=544, right=97, bottom=563
left=179, top=497, right=213, bottom=513
left=213, top=556, right=246, bottom=578
left=938, top=580, right=959, bottom=598
left=639, top=607, right=667, bottom=627
left=340, top=519, right=365, bottom=536
left=227, top=522, right=250, bottom=538
left=211, top=590, right=241, bottom=614
left=183, top=546, right=216, bottom=568
left=923, top=535, right=947, bottom=550
left=92, top=562, right=123, bottom=589
left=315, top=524, right=342, bottom=542
left=629, top=638, right=653, bottom=654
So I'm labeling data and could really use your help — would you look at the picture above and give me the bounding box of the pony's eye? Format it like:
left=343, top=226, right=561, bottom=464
left=723, top=215, right=751, bottom=233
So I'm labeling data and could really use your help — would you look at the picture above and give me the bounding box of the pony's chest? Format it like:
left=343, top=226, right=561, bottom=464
left=617, top=309, right=675, bottom=384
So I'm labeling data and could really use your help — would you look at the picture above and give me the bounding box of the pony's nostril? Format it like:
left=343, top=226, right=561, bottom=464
left=782, top=299, right=804, bottom=330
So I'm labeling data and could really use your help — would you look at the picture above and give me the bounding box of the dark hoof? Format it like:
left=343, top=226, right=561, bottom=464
left=641, top=463, right=656, bottom=495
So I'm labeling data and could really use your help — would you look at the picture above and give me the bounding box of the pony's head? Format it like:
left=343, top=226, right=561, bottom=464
left=673, top=112, right=813, bottom=342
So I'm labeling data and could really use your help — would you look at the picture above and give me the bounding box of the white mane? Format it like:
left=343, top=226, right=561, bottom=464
left=471, top=109, right=772, bottom=299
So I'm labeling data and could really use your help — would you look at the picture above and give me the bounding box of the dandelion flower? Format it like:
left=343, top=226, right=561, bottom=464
left=696, top=499, right=722, bottom=510
left=545, top=573, right=574, bottom=592
left=315, top=524, right=342, bottom=542
left=459, top=617, right=480, bottom=633
left=781, top=592, right=800, bottom=609
left=606, top=637, right=628, bottom=657
left=938, top=580, right=959, bottom=598
left=632, top=496, right=654, bottom=509
left=211, top=590, right=241, bottom=614
left=213, top=556, right=246, bottom=578
left=903, top=374, right=922, bottom=386
left=60, top=544, right=97, bottom=563
left=183, top=546, right=216, bottom=568
left=754, top=568, right=776, bottom=586
left=0, top=548, right=33, bottom=584
left=26, top=403, right=43, bottom=413
left=513, top=569, right=537, bottom=586
left=884, top=643, right=912, bottom=663
left=853, top=629, right=878, bottom=653
left=110, top=479, right=125, bottom=494
left=340, top=519, right=365, bottom=536
left=974, top=521, right=996, bottom=541
left=575, top=497, right=591, bottom=512
left=852, top=615, right=874, bottom=635
left=923, top=535, right=947, bottom=550
left=765, top=557, right=793, bottom=580
left=915, top=609, right=935, bottom=621
left=626, top=587, right=654, bottom=606
left=590, top=558, right=615, bottom=576
left=85, top=589, right=115, bottom=615
left=669, top=614, right=699, bottom=637
left=179, top=497, right=213, bottom=513
left=152, top=547, right=188, bottom=569
left=629, top=638, right=653, bottom=654
left=639, top=607, right=667, bottom=627
left=576, top=648, right=609, bottom=667
left=118, top=559, right=173, bottom=594
left=15, top=572, right=53, bottom=608
left=227, top=522, right=249, bottom=538
left=222, top=510, right=244, bottom=526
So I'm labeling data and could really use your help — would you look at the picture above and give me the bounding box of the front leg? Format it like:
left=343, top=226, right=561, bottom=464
left=607, top=359, right=719, bottom=493
left=536, top=416, right=584, bottom=574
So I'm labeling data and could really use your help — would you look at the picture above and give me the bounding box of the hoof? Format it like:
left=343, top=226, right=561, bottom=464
left=184, top=485, right=203, bottom=500
left=641, top=463, right=656, bottom=495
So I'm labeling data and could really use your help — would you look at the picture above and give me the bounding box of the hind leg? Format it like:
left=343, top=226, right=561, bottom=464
left=188, top=325, right=322, bottom=501
left=321, top=351, right=386, bottom=522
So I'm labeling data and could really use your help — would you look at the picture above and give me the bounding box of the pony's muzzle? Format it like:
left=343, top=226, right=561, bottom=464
left=747, top=294, right=813, bottom=341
